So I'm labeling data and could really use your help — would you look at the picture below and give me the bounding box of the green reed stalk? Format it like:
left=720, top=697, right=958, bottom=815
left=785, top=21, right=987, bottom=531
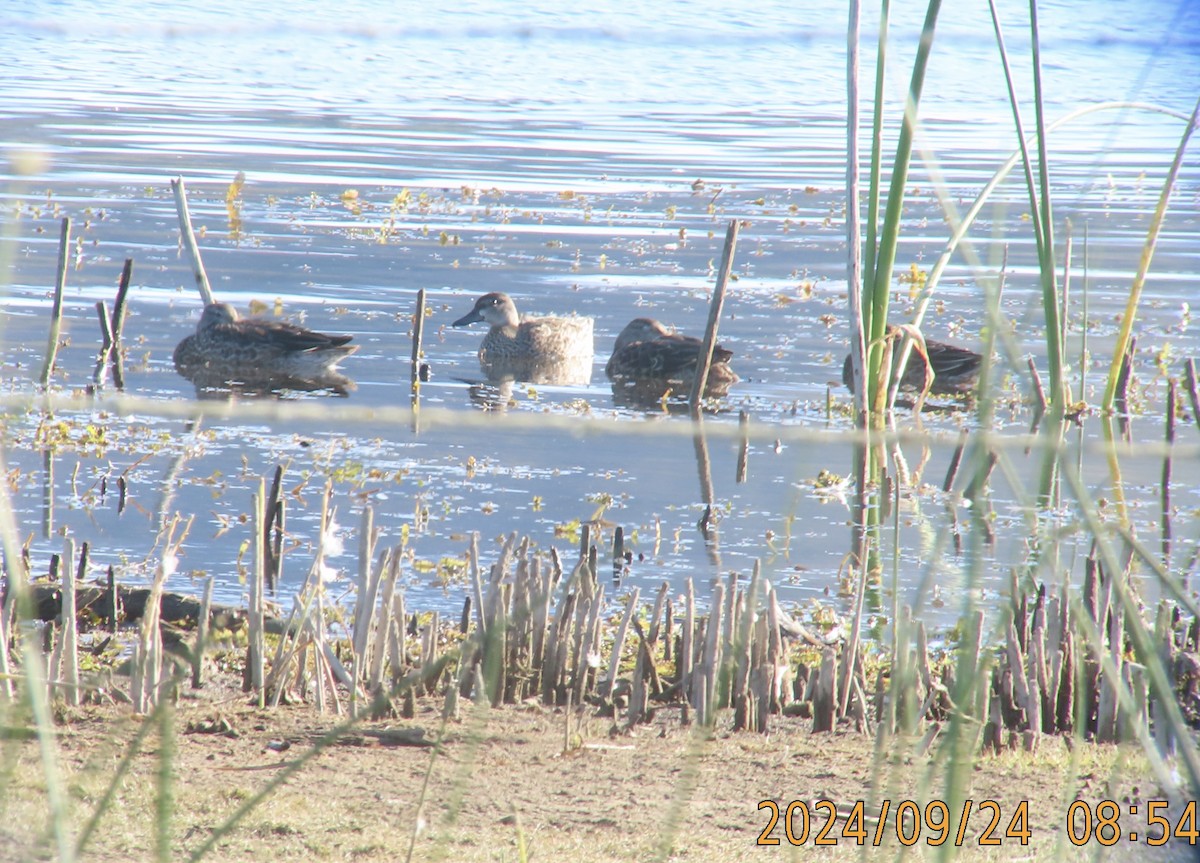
left=1101, top=92, right=1200, bottom=411
left=860, top=0, right=889, bottom=302
left=984, top=1, right=1060, bottom=396
left=863, top=0, right=942, bottom=416
left=1027, top=0, right=1066, bottom=412
left=987, top=0, right=1061, bottom=408
left=845, top=0, right=866, bottom=416
left=988, top=0, right=1069, bottom=504
left=922, top=103, right=1189, bottom=303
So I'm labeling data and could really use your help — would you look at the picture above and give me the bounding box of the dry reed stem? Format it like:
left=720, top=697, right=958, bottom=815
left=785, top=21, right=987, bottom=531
left=170, top=177, right=215, bottom=306
left=688, top=219, right=740, bottom=411
left=38, top=217, right=70, bottom=387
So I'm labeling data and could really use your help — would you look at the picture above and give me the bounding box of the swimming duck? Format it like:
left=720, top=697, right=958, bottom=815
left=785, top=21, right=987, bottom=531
left=452, top=292, right=594, bottom=365
left=841, top=325, right=981, bottom=397
left=173, top=302, right=358, bottom=394
left=606, top=317, right=738, bottom=400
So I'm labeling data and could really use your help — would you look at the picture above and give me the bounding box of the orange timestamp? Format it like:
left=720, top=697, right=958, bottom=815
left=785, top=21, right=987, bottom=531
left=1066, top=799, right=1199, bottom=846
left=757, top=799, right=1031, bottom=847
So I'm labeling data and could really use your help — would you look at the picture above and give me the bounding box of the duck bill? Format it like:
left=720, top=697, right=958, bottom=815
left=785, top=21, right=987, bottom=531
left=452, top=308, right=483, bottom=327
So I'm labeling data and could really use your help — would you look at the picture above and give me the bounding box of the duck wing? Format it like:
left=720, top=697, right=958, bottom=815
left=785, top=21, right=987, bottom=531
left=920, top=339, right=982, bottom=393
left=223, top=319, right=354, bottom=353
left=608, top=333, right=732, bottom=380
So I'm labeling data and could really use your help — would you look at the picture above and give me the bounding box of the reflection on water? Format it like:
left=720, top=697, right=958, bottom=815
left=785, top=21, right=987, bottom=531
left=0, top=0, right=1198, bottom=625
left=477, top=354, right=594, bottom=387
left=178, top=370, right=356, bottom=400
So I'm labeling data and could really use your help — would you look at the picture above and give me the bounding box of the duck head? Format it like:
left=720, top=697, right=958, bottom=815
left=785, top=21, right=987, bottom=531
left=198, top=302, right=239, bottom=331
left=612, top=317, right=672, bottom=352
left=453, top=292, right=520, bottom=329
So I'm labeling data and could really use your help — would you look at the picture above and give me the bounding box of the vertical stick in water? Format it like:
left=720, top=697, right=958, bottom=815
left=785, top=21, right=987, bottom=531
left=41, top=448, right=53, bottom=539
left=94, top=302, right=114, bottom=351
left=942, top=429, right=969, bottom=493
left=736, top=409, right=750, bottom=483
left=688, top=219, right=740, bottom=411
left=170, top=177, right=215, bottom=306
left=39, top=217, right=71, bottom=387
left=93, top=302, right=114, bottom=386
left=411, top=288, right=427, bottom=388
left=611, top=525, right=624, bottom=582
left=111, top=258, right=133, bottom=345
left=411, top=288, right=426, bottom=432
left=110, top=258, right=134, bottom=390
left=1162, top=379, right=1176, bottom=563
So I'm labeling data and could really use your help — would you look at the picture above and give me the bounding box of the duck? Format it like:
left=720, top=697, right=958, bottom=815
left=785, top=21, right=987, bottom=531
left=606, top=317, right=738, bottom=400
left=452, top=292, right=594, bottom=365
left=841, top=324, right=981, bottom=397
left=173, top=302, right=358, bottom=394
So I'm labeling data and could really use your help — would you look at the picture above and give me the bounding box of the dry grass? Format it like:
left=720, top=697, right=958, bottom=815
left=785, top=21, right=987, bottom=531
left=1, top=668, right=1194, bottom=863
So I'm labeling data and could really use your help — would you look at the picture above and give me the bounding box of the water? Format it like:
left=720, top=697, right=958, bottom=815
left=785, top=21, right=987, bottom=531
left=1, top=0, right=1198, bottom=623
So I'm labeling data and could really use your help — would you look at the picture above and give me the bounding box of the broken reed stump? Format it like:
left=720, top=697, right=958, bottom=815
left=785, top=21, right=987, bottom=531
left=410, top=287, right=427, bottom=390
left=93, top=258, right=135, bottom=388
left=112, top=258, right=133, bottom=345
left=110, top=257, right=134, bottom=389
left=94, top=302, right=114, bottom=352
left=410, top=288, right=427, bottom=432
left=14, top=526, right=1200, bottom=753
